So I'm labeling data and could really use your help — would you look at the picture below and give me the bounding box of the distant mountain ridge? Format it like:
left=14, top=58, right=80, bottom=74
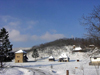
left=13, top=47, right=31, bottom=52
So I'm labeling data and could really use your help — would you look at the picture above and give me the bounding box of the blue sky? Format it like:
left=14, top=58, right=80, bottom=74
left=0, top=0, right=100, bottom=48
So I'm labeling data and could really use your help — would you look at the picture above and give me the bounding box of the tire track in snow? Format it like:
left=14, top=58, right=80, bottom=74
left=11, top=66, right=52, bottom=75
left=26, top=68, right=52, bottom=75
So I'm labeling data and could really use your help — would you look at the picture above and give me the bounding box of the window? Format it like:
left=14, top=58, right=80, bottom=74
left=17, top=56, right=20, bottom=58
left=94, top=57, right=97, bottom=59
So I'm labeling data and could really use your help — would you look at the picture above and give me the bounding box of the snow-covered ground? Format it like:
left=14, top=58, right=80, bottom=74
left=0, top=46, right=100, bottom=75
left=1, top=53, right=98, bottom=75
left=0, top=67, right=32, bottom=75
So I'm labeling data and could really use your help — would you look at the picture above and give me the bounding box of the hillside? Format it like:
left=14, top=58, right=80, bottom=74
left=27, top=38, right=100, bottom=61
left=30, top=38, right=99, bottom=51
left=12, top=38, right=100, bottom=60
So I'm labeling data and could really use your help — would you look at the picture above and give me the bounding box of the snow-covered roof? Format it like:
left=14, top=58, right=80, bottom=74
left=63, top=56, right=68, bottom=58
left=15, top=50, right=26, bottom=53
left=73, top=47, right=82, bottom=51
left=61, top=53, right=68, bottom=58
left=73, top=45, right=75, bottom=46
left=49, top=56, right=54, bottom=59
left=59, top=56, right=63, bottom=58
left=89, top=45, right=95, bottom=46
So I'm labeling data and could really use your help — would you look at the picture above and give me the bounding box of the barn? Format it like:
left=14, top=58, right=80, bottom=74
left=49, top=56, right=55, bottom=61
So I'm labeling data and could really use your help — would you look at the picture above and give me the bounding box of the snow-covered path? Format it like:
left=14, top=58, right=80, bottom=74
left=16, top=67, right=52, bottom=75
left=29, top=68, right=52, bottom=75
left=0, top=66, right=53, bottom=75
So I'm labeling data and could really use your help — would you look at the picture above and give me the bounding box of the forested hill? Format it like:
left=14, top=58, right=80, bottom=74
left=30, top=38, right=100, bottom=51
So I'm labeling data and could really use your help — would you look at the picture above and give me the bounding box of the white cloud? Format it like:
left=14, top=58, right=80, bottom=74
left=9, top=29, right=28, bottom=42
left=0, top=15, right=38, bottom=42
left=0, top=15, right=18, bottom=22
left=7, top=29, right=65, bottom=42
left=31, top=32, right=65, bottom=41
left=0, top=15, right=21, bottom=30
left=0, top=15, right=11, bottom=22
left=40, top=32, right=65, bottom=41
left=41, top=32, right=65, bottom=41
left=0, top=15, right=65, bottom=43
left=9, top=21, right=20, bottom=26
left=51, top=29, right=57, bottom=33
left=27, top=20, right=39, bottom=25
left=31, top=35, right=39, bottom=40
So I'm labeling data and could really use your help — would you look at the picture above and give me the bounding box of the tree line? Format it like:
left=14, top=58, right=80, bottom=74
left=31, top=37, right=100, bottom=50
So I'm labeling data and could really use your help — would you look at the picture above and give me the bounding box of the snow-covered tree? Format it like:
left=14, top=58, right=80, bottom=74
left=0, top=28, right=13, bottom=68
left=32, top=49, right=39, bottom=61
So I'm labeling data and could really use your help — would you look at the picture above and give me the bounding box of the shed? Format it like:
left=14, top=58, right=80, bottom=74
left=89, top=57, right=100, bottom=65
left=89, top=45, right=95, bottom=49
left=15, top=50, right=28, bottom=63
left=73, top=47, right=83, bottom=52
left=59, top=56, right=63, bottom=62
left=49, top=56, right=55, bottom=61
left=59, top=53, right=70, bottom=62
left=73, top=47, right=82, bottom=50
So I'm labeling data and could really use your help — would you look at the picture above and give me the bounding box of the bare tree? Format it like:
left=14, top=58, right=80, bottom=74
left=81, top=6, right=100, bottom=40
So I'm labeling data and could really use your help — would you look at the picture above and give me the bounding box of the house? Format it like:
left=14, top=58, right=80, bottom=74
left=73, top=47, right=83, bottom=52
left=89, top=45, right=95, bottom=49
left=89, top=57, right=100, bottom=65
left=15, top=50, right=28, bottom=63
left=73, top=47, right=82, bottom=50
left=73, top=45, right=76, bottom=49
left=49, top=56, right=55, bottom=61
left=59, top=56, right=63, bottom=62
left=59, top=53, right=70, bottom=62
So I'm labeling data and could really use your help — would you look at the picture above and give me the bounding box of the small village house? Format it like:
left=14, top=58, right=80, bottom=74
left=89, top=45, right=95, bottom=49
left=73, top=47, right=83, bottom=62
left=73, top=47, right=82, bottom=52
left=73, top=45, right=76, bottom=49
left=59, top=53, right=69, bottom=62
left=59, top=56, right=63, bottom=62
left=89, top=57, right=100, bottom=65
left=15, top=50, right=28, bottom=63
left=49, top=56, right=55, bottom=61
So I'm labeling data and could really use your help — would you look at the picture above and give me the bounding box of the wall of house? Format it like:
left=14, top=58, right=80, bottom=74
left=15, top=53, right=23, bottom=63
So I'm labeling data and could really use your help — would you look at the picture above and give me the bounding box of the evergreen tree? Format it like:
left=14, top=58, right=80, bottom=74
left=0, top=28, right=13, bottom=68
left=32, top=49, right=39, bottom=61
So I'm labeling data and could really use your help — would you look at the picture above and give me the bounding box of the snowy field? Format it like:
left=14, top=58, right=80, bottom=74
left=1, top=53, right=100, bottom=75
left=0, top=46, right=100, bottom=75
